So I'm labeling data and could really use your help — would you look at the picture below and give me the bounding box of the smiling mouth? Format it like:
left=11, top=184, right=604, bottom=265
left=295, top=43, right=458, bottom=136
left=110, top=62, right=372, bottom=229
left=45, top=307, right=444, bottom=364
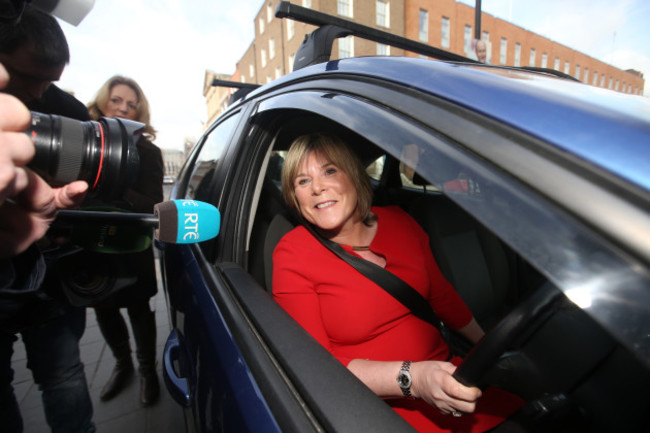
left=315, top=201, right=336, bottom=209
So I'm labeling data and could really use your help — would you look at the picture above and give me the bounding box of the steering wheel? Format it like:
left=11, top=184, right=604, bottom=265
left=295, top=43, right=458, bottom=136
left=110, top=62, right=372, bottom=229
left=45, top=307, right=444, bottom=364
left=453, top=282, right=563, bottom=388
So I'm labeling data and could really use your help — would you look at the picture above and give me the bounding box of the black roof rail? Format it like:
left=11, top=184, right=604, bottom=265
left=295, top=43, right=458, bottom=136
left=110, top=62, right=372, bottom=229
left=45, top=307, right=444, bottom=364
left=210, top=79, right=261, bottom=106
left=211, top=79, right=260, bottom=90
left=516, top=66, right=580, bottom=81
left=275, top=1, right=477, bottom=70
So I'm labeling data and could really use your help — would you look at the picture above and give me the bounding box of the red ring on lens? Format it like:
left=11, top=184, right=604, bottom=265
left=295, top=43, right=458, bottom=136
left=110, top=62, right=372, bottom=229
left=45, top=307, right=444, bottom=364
left=92, top=123, right=106, bottom=190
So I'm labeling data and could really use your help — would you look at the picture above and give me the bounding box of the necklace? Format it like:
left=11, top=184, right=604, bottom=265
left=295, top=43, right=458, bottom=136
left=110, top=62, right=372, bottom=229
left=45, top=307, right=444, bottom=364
left=352, top=245, right=371, bottom=251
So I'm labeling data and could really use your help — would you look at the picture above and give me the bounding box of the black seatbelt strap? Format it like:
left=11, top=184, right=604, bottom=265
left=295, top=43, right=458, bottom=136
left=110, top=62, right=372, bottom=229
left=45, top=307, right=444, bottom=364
left=302, top=223, right=442, bottom=330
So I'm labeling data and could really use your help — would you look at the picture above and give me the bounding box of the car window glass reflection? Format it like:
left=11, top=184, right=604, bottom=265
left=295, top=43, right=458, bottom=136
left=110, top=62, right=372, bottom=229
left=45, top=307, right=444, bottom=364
left=186, top=113, right=240, bottom=201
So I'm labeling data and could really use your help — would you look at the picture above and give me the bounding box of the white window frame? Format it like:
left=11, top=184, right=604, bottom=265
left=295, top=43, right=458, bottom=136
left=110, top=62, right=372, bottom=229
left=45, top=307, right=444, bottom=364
left=376, top=0, right=389, bottom=28
left=338, top=0, right=353, bottom=18
left=500, top=38, right=507, bottom=64
left=376, top=43, right=390, bottom=56
left=269, top=37, right=276, bottom=59
left=464, top=25, right=472, bottom=56
left=441, top=17, right=450, bottom=49
left=541, top=53, right=547, bottom=68
left=514, top=43, right=521, bottom=67
left=339, top=35, right=354, bottom=58
left=529, top=48, right=536, bottom=67
left=419, top=9, right=428, bottom=42
left=287, top=19, right=294, bottom=40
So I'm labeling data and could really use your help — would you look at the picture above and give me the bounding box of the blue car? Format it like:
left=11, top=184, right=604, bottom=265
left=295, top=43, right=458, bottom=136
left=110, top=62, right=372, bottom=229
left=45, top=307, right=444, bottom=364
left=158, top=3, right=650, bottom=432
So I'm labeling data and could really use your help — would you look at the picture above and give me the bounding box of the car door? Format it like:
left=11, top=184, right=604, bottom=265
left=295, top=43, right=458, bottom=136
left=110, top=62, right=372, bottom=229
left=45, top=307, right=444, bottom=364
left=159, top=99, right=415, bottom=432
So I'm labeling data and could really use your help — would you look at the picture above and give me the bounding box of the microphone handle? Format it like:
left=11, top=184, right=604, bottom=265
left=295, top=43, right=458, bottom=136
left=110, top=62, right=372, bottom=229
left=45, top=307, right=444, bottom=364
left=56, top=210, right=159, bottom=227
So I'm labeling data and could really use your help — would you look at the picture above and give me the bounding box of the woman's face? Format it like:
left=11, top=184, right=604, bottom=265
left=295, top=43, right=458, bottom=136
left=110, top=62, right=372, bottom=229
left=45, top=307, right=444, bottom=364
left=294, top=150, right=359, bottom=234
left=104, top=83, right=138, bottom=120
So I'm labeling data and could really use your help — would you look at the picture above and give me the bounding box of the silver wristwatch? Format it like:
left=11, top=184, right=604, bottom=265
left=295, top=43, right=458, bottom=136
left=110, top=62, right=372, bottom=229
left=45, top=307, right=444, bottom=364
left=396, top=360, right=413, bottom=398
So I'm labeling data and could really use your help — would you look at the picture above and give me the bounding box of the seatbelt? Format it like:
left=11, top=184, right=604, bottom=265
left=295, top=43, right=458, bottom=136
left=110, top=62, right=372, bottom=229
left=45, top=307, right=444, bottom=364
left=302, top=222, right=442, bottom=330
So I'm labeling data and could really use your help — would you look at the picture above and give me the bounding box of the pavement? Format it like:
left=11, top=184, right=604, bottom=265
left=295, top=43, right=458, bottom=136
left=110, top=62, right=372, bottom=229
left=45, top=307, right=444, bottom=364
left=11, top=250, right=187, bottom=432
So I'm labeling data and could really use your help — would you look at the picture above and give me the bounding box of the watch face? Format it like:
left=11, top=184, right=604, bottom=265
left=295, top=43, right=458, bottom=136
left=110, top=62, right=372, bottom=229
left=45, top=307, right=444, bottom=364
left=398, top=371, right=412, bottom=388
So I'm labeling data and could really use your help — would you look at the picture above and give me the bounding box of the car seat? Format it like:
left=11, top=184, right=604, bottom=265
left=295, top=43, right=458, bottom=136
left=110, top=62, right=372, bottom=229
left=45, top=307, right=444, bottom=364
left=408, top=194, right=514, bottom=331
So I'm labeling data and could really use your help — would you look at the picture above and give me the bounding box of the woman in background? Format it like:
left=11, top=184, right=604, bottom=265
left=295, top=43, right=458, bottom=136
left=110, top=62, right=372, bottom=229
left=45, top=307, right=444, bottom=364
left=87, top=76, right=164, bottom=406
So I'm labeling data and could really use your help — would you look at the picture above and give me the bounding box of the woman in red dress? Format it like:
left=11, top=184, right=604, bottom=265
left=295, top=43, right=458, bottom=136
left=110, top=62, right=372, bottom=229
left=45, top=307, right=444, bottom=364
left=272, top=133, right=523, bottom=432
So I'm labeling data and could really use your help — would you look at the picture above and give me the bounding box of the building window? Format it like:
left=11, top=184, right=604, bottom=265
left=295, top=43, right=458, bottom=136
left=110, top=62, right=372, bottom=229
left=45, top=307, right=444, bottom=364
left=269, top=37, right=276, bottom=59
left=287, top=19, right=294, bottom=40
left=303, top=0, right=311, bottom=7
left=464, top=25, right=472, bottom=56
left=338, top=0, right=353, bottom=18
left=339, top=35, right=354, bottom=58
left=541, top=52, right=547, bottom=68
left=600, top=74, right=605, bottom=87
left=615, top=79, right=619, bottom=91
left=529, top=48, right=536, bottom=67
left=554, top=57, right=560, bottom=70
left=575, top=64, right=580, bottom=80
left=514, top=43, right=521, bottom=67
left=499, top=38, right=507, bottom=64
left=259, top=17, right=265, bottom=34
left=441, top=17, right=450, bottom=49
left=249, top=64, right=254, bottom=78
left=564, top=61, right=570, bottom=74
left=261, top=48, right=267, bottom=68
left=377, top=43, right=390, bottom=56
left=594, top=71, right=599, bottom=85
left=267, top=2, right=273, bottom=23
left=376, top=0, right=389, bottom=28
left=289, top=53, right=295, bottom=71
left=608, top=76, right=613, bottom=89
left=584, top=67, right=589, bottom=84
left=419, top=9, right=428, bottom=42
left=275, top=66, right=282, bottom=80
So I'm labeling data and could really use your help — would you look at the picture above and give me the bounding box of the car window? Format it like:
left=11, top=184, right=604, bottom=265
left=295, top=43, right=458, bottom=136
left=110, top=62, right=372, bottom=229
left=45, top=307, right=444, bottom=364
left=186, top=113, right=241, bottom=201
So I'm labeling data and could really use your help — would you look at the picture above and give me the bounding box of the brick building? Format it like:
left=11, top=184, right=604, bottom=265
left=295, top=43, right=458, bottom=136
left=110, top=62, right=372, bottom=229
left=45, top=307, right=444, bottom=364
left=204, top=0, right=645, bottom=123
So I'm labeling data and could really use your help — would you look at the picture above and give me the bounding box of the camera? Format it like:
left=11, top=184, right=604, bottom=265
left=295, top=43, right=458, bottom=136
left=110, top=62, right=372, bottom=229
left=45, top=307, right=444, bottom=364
left=26, top=111, right=143, bottom=200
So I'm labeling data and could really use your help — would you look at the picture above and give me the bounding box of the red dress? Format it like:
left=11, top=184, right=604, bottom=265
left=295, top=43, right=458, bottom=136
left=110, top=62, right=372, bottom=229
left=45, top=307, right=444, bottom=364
left=273, top=206, right=523, bottom=432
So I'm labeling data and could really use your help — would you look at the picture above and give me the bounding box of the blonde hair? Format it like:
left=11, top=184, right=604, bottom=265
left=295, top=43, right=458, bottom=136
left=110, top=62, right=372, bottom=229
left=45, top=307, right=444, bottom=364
left=281, top=133, right=374, bottom=225
left=87, top=75, right=157, bottom=141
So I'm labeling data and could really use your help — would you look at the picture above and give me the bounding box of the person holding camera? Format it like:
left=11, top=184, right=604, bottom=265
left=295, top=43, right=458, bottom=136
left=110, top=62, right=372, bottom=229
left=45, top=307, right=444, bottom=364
left=0, top=7, right=95, bottom=433
left=85, top=75, right=164, bottom=407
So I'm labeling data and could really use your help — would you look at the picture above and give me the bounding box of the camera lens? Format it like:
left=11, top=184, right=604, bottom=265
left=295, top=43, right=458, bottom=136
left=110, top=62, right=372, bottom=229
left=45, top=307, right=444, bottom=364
left=26, top=111, right=142, bottom=200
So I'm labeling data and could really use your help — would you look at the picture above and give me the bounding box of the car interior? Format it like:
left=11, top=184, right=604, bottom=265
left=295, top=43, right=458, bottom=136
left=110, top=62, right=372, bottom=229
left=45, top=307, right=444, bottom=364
left=235, top=111, right=649, bottom=432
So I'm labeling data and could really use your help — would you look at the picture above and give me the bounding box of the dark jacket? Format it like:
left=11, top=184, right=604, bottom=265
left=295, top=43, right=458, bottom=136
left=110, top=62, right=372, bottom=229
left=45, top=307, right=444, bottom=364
left=0, top=86, right=90, bottom=329
left=85, top=136, right=164, bottom=308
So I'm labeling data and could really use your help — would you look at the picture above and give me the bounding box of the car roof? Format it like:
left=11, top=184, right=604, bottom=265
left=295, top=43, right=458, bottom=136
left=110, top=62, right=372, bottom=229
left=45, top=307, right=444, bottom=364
left=266, top=57, right=650, bottom=195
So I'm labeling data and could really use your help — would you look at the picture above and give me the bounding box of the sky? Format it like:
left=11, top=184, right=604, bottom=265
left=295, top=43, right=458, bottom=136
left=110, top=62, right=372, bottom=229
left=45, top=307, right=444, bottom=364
left=56, top=0, right=650, bottom=151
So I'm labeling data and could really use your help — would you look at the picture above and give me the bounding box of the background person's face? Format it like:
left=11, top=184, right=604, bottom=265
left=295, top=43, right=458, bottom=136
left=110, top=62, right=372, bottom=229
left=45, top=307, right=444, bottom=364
left=104, top=83, right=138, bottom=120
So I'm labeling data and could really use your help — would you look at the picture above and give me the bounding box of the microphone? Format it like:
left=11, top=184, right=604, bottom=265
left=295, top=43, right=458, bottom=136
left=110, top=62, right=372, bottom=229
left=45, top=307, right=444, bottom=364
left=54, top=200, right=221, bottom=253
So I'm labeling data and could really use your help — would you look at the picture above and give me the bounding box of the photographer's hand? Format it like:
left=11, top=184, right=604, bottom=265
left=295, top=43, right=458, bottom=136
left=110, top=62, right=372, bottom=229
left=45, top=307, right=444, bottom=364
left=0, top=63, right=89, bottom=258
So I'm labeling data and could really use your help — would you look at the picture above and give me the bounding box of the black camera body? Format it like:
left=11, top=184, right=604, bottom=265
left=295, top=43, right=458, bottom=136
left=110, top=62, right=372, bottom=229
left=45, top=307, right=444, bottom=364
left=26, top=111, right=143, bottom=200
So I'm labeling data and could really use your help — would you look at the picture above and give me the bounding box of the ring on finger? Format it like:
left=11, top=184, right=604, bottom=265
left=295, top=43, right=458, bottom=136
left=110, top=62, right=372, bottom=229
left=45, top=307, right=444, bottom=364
left=451, top=410, right=462, bottom=417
